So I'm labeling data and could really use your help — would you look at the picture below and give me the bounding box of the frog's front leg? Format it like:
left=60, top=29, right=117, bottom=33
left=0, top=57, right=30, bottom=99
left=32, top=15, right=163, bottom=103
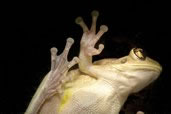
left=76, top=10, right=108, bottom=76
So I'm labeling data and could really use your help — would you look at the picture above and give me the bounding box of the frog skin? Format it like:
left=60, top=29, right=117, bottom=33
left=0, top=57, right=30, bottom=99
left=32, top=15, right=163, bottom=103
left=25, top=11, right=162, bottom=114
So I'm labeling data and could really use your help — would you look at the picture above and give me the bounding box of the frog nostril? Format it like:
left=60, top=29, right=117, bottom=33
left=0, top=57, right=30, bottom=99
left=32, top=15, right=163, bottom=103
left=133, top=48, right=146, bottom=60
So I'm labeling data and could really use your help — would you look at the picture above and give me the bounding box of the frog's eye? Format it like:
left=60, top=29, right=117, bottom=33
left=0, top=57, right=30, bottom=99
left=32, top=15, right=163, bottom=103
left=133, top=48, right=146, bottom=60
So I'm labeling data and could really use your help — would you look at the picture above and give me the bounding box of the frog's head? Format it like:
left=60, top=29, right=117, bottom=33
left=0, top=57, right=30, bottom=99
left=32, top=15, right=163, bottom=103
left=110, top=48, right=162, bottom=93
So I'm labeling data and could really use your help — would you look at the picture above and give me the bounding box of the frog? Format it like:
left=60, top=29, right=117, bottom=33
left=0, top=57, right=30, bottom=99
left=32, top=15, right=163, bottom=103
left=25, top=10, right=162, bottom=114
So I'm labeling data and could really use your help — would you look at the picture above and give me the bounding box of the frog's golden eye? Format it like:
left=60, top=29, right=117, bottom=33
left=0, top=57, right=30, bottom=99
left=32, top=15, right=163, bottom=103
left=133, top=48, right=146, bottom=60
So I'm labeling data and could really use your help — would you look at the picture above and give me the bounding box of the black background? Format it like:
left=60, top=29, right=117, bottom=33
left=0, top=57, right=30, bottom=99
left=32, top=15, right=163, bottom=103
left=4, top=1, right=171, bottom=113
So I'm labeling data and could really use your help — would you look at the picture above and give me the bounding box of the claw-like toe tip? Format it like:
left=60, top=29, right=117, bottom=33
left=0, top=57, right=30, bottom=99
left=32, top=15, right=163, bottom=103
left=91, top=10, right=99, bottom=17
left=75, top=17, right=83, bottom=24
left=100, top=25, right=108, bottom=32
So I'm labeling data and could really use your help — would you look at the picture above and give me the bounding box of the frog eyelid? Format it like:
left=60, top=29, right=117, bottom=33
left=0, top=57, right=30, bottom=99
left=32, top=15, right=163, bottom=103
left=133, top=48, right=146, bottom=61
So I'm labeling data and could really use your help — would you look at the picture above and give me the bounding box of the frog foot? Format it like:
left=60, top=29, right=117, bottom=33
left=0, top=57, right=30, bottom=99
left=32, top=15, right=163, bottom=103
left=75, top=10, right=108, bottom=56
left=25, top=38, right=79, bottom=114
left=46, top=38, right=79, bottom=97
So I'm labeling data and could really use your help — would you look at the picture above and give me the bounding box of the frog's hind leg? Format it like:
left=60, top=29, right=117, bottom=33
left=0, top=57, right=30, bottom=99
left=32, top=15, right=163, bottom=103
left=25, top=38, right=79, bottom=114
left=47, top=38, right=79, bottom=97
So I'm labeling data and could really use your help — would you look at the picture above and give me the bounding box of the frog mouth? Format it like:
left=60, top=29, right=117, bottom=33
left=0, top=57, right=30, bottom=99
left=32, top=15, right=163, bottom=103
left=130, top=64, right=162, bottom=72
left=112, top=64, right=162, bottom=73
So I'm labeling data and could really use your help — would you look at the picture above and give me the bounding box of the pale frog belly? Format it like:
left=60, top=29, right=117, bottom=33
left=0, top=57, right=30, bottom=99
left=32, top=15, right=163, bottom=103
left=60, top=80, right=121, bottom=114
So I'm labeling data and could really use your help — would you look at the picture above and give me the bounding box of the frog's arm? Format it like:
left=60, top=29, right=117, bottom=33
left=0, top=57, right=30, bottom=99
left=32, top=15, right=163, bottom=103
left=77, top=11, right=145, bottom=114
left=25, top=38, right=79, bottom=114
left=76, top=11, right=108, bottom=77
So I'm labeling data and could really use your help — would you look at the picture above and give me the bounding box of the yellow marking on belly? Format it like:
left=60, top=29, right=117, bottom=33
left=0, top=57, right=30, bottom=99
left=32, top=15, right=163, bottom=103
left=58, top=89, right=73, bottom=113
